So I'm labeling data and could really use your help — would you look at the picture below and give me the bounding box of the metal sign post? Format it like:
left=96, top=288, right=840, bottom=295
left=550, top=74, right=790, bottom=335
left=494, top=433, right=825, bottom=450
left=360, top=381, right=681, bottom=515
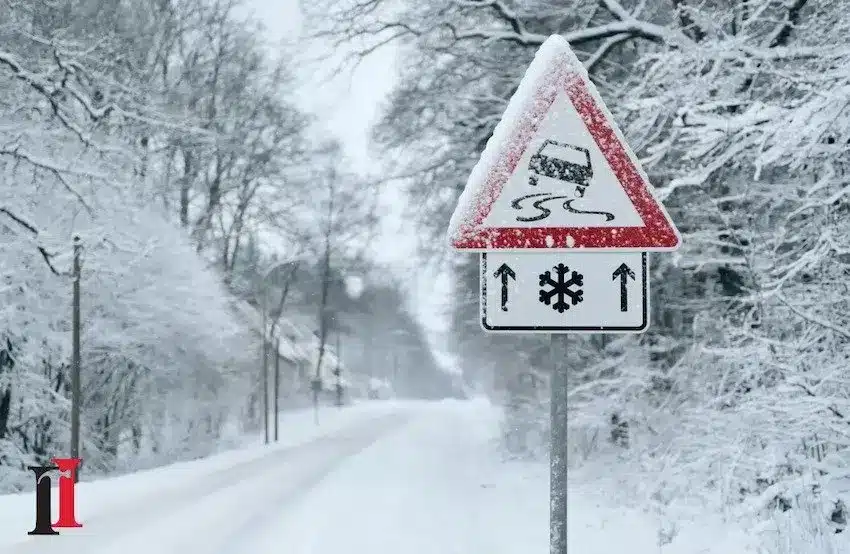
left=549, top=341, right=568, bottom=552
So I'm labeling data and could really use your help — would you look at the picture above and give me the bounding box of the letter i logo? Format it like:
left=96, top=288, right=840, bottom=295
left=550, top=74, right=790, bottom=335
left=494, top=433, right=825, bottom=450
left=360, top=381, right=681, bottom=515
left=28, top=457, right=83, bottom=535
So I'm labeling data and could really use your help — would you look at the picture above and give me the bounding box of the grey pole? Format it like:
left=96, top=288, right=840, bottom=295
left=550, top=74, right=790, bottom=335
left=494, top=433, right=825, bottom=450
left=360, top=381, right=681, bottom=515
left=550, top=335, right=567, bottom=554
left=261, top=295, right=269, bottom=445
left=257, top=259, right=299, bottom=441
left=70, top=236, right=82, bottom=481
left=274, top=337, right=280, bottom=441
left=334, top=333, right=342, bottom=407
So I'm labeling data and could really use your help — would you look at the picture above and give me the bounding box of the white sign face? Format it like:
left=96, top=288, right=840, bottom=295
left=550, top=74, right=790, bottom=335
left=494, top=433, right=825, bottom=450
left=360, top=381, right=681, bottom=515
left=481, top=91, right=644, bottom=229
left=480, top=251, right=648, bottom=333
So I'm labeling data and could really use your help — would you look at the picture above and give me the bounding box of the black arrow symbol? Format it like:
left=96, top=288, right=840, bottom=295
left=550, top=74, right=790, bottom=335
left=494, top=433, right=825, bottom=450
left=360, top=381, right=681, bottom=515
left=612, top=263, right=636, bottom=312
left=493, top=263, right=516, bottom=311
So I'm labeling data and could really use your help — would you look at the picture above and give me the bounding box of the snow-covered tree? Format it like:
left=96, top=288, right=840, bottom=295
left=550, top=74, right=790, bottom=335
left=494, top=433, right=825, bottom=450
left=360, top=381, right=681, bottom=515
left=0, top=0, right=318, bottom=490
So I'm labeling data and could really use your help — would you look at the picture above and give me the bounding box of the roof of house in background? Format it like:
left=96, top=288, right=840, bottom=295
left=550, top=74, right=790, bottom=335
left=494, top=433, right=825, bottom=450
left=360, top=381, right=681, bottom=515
left=229, top=299, right=342, bottom=372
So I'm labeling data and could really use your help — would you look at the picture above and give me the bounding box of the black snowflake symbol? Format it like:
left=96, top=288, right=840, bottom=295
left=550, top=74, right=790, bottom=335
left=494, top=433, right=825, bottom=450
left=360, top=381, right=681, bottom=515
left=539, top=264, right=584, bottom=313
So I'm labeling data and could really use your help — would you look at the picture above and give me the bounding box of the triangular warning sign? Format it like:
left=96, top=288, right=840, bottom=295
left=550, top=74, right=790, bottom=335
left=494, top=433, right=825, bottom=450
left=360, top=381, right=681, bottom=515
left=447, top=35, right=681, bottom=251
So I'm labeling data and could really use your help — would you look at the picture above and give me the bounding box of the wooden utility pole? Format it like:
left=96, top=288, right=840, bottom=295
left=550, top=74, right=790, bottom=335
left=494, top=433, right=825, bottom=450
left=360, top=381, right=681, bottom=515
left=261, top=297, right=269, bottom=445
left=273, top=337, right=280, bottom=441
left=70, top=236, right=82, bottom=481
left=334, top=333, right=342, bottom=407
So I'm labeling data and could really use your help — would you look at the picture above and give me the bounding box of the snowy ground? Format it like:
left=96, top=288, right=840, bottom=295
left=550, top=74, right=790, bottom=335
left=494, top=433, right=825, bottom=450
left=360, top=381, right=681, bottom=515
left=0, top=398, right=813, bottom=553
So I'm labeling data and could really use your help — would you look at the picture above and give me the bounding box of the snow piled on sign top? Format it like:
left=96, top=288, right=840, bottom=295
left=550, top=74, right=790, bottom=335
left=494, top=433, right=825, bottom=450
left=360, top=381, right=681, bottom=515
left=446, top=34, right=679, bottom=251
left=446, top=34, right=579, bottom=247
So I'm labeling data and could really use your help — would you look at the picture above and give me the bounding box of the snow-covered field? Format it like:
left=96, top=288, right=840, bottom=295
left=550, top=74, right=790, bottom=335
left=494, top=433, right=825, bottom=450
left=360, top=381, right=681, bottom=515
left=3, top=399, right=840, bottom=554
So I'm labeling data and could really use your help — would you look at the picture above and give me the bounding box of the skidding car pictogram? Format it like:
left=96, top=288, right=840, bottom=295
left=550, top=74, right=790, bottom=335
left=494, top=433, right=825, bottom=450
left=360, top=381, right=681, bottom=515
left=512, top=138, right=615, bottom=222
left=527, top=140, right=592, bottom=197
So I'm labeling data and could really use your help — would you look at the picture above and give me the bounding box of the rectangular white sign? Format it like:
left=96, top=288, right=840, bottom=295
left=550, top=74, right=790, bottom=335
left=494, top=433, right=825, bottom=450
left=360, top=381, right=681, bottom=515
left=480, top=251, right=648, bottom=333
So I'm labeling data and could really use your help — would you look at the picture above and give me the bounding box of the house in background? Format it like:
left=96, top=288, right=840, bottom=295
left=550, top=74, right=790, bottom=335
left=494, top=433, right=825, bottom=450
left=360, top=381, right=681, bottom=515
left=229, top=300, right=370, bottom=410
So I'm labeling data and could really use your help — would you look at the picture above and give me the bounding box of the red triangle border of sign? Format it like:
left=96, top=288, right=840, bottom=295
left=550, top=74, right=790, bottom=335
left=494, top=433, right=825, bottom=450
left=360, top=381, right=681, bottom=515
left=451, top=64, right=680, bottom=251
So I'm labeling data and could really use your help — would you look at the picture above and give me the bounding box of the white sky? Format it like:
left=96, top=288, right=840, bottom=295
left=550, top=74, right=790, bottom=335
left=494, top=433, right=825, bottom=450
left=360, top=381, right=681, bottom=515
left=242, top=0, right=455, bottom=364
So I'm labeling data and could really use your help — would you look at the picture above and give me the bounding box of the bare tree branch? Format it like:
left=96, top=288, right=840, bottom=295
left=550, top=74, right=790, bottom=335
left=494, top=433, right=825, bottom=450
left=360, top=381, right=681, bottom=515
left=0, top=147, right=96, bottom=214
left=0, top=207, right=66, bottom=276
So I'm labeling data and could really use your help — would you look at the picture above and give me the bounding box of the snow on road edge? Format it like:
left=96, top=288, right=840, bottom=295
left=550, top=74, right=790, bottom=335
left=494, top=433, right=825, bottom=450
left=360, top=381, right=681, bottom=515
left=0, top=401, right=418, bottom=547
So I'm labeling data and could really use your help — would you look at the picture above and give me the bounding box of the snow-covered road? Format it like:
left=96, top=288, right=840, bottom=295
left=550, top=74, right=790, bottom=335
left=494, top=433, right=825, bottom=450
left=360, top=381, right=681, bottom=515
left=94, top=411, right=410, bottom=554
left=2, top=404, right=409, bottom=554
left=248, top=400, right=548, bottom=554
left=0, top=399, right=759, bottom=553
left=0, top=400, right=547, bottom=553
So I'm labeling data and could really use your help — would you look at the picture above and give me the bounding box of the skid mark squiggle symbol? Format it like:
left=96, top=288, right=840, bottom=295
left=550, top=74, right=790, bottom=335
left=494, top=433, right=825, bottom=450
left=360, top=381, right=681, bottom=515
left=511, top=193, right=571, bottom=222
left=511, top=193, right=615, bottom=222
